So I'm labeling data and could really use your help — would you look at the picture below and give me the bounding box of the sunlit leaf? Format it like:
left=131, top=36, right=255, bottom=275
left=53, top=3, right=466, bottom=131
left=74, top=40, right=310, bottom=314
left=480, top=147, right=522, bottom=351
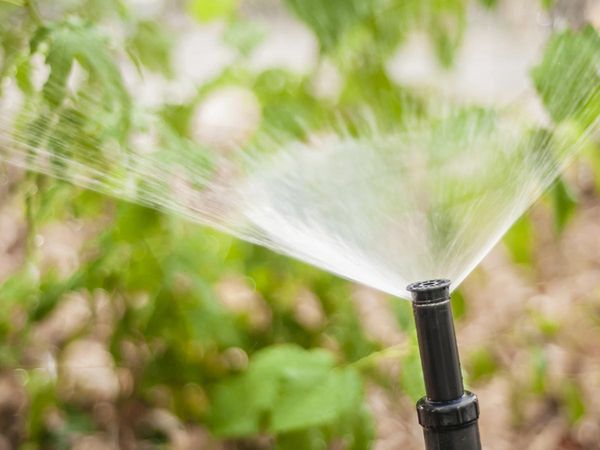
left=209, top=345, right=364, bottom=437
left=532, top=25, right=600, bottom=129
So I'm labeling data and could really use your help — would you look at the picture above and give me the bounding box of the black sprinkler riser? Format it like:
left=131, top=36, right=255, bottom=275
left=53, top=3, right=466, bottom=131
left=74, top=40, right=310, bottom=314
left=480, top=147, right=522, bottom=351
left=407, top=279, right=482, bottom=450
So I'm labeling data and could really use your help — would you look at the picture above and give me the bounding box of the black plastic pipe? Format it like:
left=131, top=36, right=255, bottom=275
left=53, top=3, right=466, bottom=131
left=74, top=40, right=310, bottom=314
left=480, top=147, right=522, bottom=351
left=407, top=279, right=481, bottom=450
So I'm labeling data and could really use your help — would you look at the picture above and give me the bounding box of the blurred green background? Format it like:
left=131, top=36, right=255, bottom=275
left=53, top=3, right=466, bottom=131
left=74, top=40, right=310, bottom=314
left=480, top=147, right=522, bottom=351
left=0, top=0, right=600, bottom=449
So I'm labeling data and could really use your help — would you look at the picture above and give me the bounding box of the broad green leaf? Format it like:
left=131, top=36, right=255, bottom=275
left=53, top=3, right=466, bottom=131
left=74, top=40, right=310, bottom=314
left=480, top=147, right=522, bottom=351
left=251, top=345, right=334, bottom=375
left=19, top=19, right=133, bottom=182
left=270, top=366, right=362, bottom=433
left=34, top=19, right=130, bottom=132
left=209, top=375, right=266, bottom=437
left=532, top=26, right=600, bottom=129
left=209, top=345, right=364, bottom=437
left=209, top=345, right=332, bottom=437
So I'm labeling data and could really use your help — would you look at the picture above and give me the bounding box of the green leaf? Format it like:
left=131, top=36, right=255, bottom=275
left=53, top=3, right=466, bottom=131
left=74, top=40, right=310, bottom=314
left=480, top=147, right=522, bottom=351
left=340, top=66, right=416, bottom=130
left=20, top=19, right=132, bottom=179
left=531, top=347, right=547, bottom=395
left=503, top=214, right=533, bottom=265
left=25, top=370, right=57, bottom=442
left=188, top=0, right=238, bottom=23
left=1, top=19, right=29, bottom=90
left=209, top=345, right=364, bottom=437
left=42, top=25, right=74, bottom=106
left=15, top=56, right=34, bottom=94
left=467, top=347, right=498, bottom=383
left=128, top=20, right=173, bottom=76
left=209, top=375, right=266, bottom=437
left=391, top=298, right=413, bottom=332
left=270, top=366, right=362, bottom=433
left=276, top=429, right=327, bottom=450
left=253, top=69, right=329, bottom=139
left=551, top=177, right=577, bottom=233
left=450, top=288, right=467, bottom=320
left=186, top=280, right=243, bottom=347
left=562, top=381, right=586, bottom=424
left=35, top=19, right=130, bottom=128
left=0, top=268, right=38, bottom=300
left=430, top=0, right=467, bottom=68
left=347, top=407, right=375, bottom=450
left=585, top=142, right=600, bottom=194
left=533, top=313, right=560, bottom=338
left=283, top=0, right=372, bottom=52
left=532, top=25, right=600, bottom=129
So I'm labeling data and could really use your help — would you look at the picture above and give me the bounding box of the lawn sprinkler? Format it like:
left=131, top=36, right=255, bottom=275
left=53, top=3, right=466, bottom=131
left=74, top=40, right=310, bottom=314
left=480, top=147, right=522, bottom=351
left=407, top=279, right=481, bottom=450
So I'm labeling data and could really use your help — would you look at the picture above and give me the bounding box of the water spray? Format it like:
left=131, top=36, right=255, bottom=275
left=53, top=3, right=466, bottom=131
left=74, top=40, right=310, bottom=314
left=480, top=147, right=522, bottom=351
left=407, top=279, right=481, bottom=450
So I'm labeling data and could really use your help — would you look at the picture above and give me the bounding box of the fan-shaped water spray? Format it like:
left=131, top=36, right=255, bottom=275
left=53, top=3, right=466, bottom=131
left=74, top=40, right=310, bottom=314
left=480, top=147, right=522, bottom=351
left=238, top=110, right=587, bottom=297
left=0, top=8, right=598, bottom=300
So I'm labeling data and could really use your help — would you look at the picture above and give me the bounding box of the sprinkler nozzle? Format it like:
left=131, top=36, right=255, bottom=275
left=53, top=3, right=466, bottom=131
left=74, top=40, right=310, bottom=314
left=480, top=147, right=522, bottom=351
left=407, top=279, right=451, bottom=304
left=407, top=279, right=462, bottom=400
left=408, top=279, right=482, bottom=450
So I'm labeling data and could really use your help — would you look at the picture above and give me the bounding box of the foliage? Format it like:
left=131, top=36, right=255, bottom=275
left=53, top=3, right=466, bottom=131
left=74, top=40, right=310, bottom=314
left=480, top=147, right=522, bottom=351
left=532, top=25, right=600, bottom=130
left=0, top=0, right=598, bottom=449
left=209, top=345, right=363, bottom=437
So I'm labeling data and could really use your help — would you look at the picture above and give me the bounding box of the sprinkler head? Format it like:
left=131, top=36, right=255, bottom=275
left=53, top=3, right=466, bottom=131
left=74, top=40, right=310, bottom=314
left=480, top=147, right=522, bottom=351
left=407, top=279, right=481, bottom=450
left=407, top=279, right=451, bottom=303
